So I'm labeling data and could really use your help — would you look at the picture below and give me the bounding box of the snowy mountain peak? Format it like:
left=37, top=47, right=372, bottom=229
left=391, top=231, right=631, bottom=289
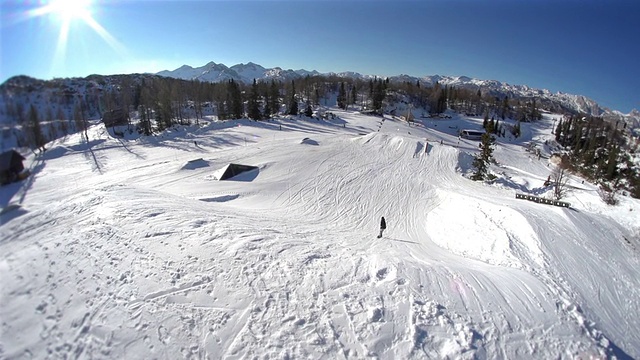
left=176, top=64, right=194, bottom=71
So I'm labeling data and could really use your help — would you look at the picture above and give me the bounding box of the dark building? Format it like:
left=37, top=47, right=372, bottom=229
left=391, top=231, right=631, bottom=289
left=0, top=150, right=26, bottom=185
left=102, top=109, right=128, bottom=128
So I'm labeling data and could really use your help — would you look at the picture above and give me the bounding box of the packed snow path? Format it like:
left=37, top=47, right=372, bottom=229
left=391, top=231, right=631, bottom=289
left=1, top=111, right=639, bottom=359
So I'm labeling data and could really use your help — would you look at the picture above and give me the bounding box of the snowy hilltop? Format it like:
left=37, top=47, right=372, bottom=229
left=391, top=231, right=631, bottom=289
left=1, top=107, right=639, bottom=358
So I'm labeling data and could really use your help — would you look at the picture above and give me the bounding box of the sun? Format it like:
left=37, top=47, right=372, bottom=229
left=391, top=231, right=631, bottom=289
left=48, top=0, right=93, bottom=22
left=25, top=0, right=93, bottom=23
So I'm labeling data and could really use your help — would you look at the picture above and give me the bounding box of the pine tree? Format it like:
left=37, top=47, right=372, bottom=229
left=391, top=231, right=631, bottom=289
left=572, top=123, right=584, bottom=156
left=351, top=84, right=357, bottom=106
left=605, top=144, right=619, bottom=181
left=500, top=96, right=509, bottom=120
left=263, top=95, right=271, bottom=119
left=288, top=80, right=298, bottom=115
left=561, top=117, right=572, bottom=146
left=513, top=120, right=521, bottom=138
left=269, top=80, right=280, bottom=116
left=337, top=82, right=347, bottom=110
left=472, top=121, right=495, bottom=181
left=73, top=102, right=84, bottom=135
left=529, top=99, right=541, bottom=120
left=58, top=107, right=68, bottom=135
left=28, top=104, right=46, bottom=152
left=372, top=79, right=385, bottom=112
left=138, top=105, right=152, bottom=135
left=227, top=80, right=243, bottom=119
left=248, top=79, right=262, bottom=120
left=304, top=100, right=313, bottom=117
left=217, top=99, right=227, bottom=120
left=555, top=119, right=563, bottom=142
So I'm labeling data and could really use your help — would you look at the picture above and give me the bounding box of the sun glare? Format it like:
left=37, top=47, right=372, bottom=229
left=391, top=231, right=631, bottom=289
left=20, top=0, right=128, bottom=75
left=49, top=0, right=93, bottom=22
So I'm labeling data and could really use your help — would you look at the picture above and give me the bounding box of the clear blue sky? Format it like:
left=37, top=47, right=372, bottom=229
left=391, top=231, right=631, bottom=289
left=1, top=0, right=638, bottom=112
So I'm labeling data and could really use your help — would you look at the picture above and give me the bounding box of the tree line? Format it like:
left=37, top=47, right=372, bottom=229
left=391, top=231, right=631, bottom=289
left=554, top=114, right=638, bottom=200
left=2, top=73, right=637, bottom=199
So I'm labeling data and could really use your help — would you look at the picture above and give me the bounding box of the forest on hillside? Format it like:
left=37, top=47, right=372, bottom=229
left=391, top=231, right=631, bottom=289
left=1, top=73, right=638, bottom=198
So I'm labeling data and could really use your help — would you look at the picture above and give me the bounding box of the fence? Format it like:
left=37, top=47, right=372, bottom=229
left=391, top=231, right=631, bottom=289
left=515, top=193, right=570, bottom=208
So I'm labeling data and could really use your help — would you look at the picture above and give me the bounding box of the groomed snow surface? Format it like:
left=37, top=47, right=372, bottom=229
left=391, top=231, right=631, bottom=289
left=1, top=110, right=639, bottom=359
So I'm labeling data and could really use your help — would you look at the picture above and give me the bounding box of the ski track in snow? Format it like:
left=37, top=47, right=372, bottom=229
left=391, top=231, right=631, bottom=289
left=1, top=111, right=639, bottom=359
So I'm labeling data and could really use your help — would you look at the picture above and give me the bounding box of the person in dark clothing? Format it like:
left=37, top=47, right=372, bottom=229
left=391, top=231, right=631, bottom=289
left=378, top=217, right=387, bottom=238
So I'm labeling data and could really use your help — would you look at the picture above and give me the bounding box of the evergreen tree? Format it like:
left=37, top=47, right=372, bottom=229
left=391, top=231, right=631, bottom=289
left=472, top=121, right=495, bottom=181
left=304, top=100, right=313, bottom=117
left=28, top=104, right=46, bottom=152
left=572, top=123, right=584, bottom=156
left=227, top=80, right=243, bottom=119
left=561, top=117, right=572, bottom=146
left=288, top=80, right=298, bottom=115
left=58, top=107, right=69, bottom=135
left=372, top=79, right=385, bottom=112
left=73, top=102, right=83, bottom=134
left=220, top=100, right=229, bottom=120
left=337, top=82, right=347, bottom=109
left=513, top=120, right=521, bottom=138
left=269, top=80, right=280, bottom=116
left=138, top=105, right=152, bottom=135
left=605, top=144, right=620, bottom=181
left=263, top=94, right=271, bottom=119
left=555, top=119, right=563, bottom=142
left=529, top=99, right=541, bottom=120
left=581, top=128, right=598, bottom=166
left=248, top=79, right=262, bottom=120
left=351, top=84, right=357, bottom=106
left=500, top=96, right=509, bottom=120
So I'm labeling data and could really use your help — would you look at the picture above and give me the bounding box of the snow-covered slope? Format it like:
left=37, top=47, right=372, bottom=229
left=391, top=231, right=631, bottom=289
left=1, top=110, right=639, bottom=359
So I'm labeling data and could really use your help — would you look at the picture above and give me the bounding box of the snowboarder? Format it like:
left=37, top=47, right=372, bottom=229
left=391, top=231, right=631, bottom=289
left=377, top=217, right=386, bottom=238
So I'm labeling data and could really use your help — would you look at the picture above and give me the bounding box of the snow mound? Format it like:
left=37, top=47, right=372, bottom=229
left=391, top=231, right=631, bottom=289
left=426, top=191, right=544, bottom=269
left=300, top=137, right=319, bottom=145
left=180, top=158, right=210, bottom=170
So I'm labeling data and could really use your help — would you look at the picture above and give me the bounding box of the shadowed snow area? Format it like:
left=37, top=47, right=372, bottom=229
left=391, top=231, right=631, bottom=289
left=1, top=111, right=639, bottom=359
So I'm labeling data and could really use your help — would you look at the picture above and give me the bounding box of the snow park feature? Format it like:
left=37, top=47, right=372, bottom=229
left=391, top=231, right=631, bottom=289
left=1, top=109, right=639, bottom=359
left=213, top=163, right=259, bottom=181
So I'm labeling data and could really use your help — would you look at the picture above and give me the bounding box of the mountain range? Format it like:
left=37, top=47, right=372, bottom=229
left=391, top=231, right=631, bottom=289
left=157, top=61, right=639, bottom=129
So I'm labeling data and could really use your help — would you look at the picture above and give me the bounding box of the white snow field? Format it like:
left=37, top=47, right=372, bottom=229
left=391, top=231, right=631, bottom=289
left=1, top=110, right=639, bottom=359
